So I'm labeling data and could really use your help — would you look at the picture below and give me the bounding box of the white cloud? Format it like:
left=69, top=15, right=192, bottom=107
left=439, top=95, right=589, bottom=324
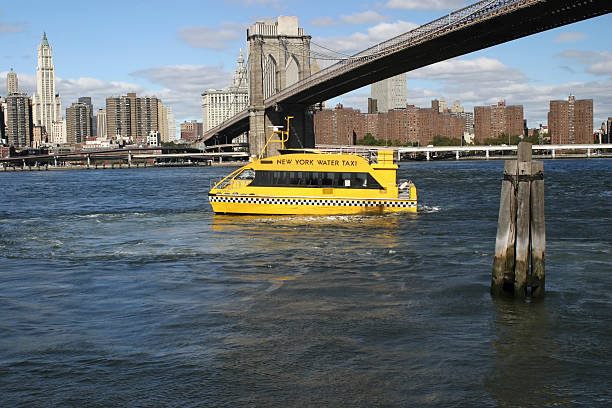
left=406, top=57, right=527, bottom=84
left=314, top=20, right=418, bottom=54
left=1, top=64, right=233, bottom=124
left=177, top=23, right=245, bottom=50
left=130, top=65, right=232, bottom=120
left=330, top=57, right=612, bottom=128
left=556, top=50, right=612, bottom=77
left=384, top=0, right=467, bottom=10
left=553, top=32, right=586, bottom=43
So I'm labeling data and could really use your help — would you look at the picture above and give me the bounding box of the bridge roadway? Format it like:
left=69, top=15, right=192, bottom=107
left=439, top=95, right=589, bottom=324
left=202, top=0, right=611, bottom=144
left=313, top=143, right=612, bottom=160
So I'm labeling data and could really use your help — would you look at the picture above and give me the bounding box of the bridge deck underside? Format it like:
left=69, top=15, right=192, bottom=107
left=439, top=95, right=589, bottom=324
left=205, top=0, right=611, bottom=142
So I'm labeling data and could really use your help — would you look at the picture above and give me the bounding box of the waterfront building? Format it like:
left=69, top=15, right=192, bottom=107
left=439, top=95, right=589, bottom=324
left=0, top=100, right=5, bottom=143
left=371, top=73, right=406, bottom=113
left=165, top=106, right=176, bottom=141
left=6, top=93, right=33, bottom=148
left=106, top=92, right=160, bottom=144
left=32, top=33, right=63, bottom=135
left=474, top=101, right=524, bottom=143
left=314, top=100, right=465, bottom=146
left=50, top=120, right=66, bottom=145
left=201, top=50, right=249, bottom=132
left=78, top=97, right=95, bottom=138
left=66, top=101, right=92, bottom=145
left=548, top=95, right=593, bottom=144
left=96, top=109, right=107, bottom=139
left=418, top=102, right=466, bottom=145
left=314, top=104, right=364, bottom=145
left=32, top=126, right=45, bottom=148
left=7, top=68, right=18, bottom=95
left=180, top=120, right=203, bottom=142
left=157, top=103, right=177, bottom=143
left=147, top=131, right=161, bottom=147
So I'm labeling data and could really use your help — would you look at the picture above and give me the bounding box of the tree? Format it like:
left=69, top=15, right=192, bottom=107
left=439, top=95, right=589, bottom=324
left=432, top=135, right=461, bottom=146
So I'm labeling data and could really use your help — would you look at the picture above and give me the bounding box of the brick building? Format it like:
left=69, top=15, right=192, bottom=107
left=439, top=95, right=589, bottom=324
left=548, top=95, right=593, bottom=144
left=314, top=101, right=465, bottom=146
left=314, top=104, right=363, bottom=145
left=474, top=101, right=524, bottom=143
left=180, top=120, right=204, bottom=142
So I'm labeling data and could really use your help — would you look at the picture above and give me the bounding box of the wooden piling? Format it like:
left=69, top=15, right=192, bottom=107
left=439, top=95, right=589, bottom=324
left=492, top=142, right=545, bottom=297
left=491, top=160, right=517, bottom=295
left=530, top=161, right=546, bottom=297
left=514, top=159, right=531, bottom=298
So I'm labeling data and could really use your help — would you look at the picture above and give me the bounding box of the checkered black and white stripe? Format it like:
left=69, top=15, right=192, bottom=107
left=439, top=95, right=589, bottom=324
left=209, top=195, right=416, bottom=208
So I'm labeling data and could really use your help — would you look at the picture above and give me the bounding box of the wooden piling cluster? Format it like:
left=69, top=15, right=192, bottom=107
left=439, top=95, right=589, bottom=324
left=492, top=142, right=545, bottom=297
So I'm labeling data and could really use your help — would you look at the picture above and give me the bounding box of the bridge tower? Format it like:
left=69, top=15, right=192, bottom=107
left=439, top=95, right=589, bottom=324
left=247, top=17, right=313, bottom=157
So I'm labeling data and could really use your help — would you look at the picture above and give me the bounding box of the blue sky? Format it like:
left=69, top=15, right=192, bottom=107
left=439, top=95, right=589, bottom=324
left=1, top=0, right=611, bottom=129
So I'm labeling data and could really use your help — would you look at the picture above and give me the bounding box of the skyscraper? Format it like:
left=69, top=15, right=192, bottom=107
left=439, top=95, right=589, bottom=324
left=32, top=33, right=62, bottom=134
left=0, top=101, right=5, bottom=143
left=548, top=95, right=593, bottom=144
left=202, top=49, right=249, bottom=132
left=106, top=92, right=160, bottom=144
left=96, top=109, right=107, bottom=139
left=78, top=97, right=95, bottom=138
left=165, top=106, right=176, bottom=141
left=370, top=73, right=407, bottom=113
left=6, top=93, right=33, bottom=148
left=66, top=101, right=92, bottom=145
left=6, top=68, right=18, bottom=95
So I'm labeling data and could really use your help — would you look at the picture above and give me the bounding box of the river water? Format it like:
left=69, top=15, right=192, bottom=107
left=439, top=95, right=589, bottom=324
left=1, top=159, right=611, bottom=407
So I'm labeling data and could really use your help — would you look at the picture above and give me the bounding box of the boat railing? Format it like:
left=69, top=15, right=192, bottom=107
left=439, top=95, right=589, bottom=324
left=398, top=179, right=414, bottom=199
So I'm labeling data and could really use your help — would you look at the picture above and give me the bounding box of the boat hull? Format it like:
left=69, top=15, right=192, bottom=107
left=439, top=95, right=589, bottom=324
left=208, top=194, right=417, bottom=215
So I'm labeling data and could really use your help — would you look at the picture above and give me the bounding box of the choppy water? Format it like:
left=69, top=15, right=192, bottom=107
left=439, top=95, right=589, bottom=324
left=1, top=160, right=611, bottom=407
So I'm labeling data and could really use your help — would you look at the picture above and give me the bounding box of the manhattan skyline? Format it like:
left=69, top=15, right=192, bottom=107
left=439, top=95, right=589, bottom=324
left=1, top=0, right=611, bottom=128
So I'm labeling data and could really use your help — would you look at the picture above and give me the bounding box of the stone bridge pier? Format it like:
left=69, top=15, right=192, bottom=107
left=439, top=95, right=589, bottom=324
left=247, top=16, right=314, bottom=157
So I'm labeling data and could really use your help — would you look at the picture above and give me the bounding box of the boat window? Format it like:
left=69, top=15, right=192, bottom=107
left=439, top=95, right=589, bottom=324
left=236, top=168, right=255, bottom=180
left=249, top=171, right=382, bottom=189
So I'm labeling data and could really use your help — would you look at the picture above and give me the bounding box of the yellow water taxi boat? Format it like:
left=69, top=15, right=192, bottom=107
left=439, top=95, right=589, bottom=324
left=208, top=117, right=417, bottom=215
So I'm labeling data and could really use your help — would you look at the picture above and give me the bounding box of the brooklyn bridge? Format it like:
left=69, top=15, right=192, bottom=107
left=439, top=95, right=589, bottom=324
left=198, top=0, right=611, bottom=156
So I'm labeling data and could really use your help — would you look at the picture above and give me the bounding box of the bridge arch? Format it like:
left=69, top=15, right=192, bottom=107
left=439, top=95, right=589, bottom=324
left=285, top=55, right=299, bottom=88
left=263, top=54, right=278, bottom=99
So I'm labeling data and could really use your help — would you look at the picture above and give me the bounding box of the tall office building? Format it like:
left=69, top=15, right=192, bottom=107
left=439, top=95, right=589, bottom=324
left=106, top=92, right=160, bottom=144
left=66, top=101, right=92, bottom=145
left=78, top=97, right=95, bottom=138
left=370, top=73, right=407, bottom=113
left=32, top=33, right=63, bottom=134
left=474, top=101, right=524, bottom=142
left=548, top=95, right=593, bottom=144
left=165, top=106, right=176, bottom=141
left=6, top=93, right=33, bottom=148
left=0, top=100, right=5, bottom=143
left=7, top=68, right=19, bottom=95
left=202, top=50, right=249, bottom=132
left=96, top=109, right=107, bottom=139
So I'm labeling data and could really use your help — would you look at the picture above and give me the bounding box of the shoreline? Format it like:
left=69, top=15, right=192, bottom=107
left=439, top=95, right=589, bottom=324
left=0, top=161, right=248, bottom=172
left=1, top=154, right=611, bottom=172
